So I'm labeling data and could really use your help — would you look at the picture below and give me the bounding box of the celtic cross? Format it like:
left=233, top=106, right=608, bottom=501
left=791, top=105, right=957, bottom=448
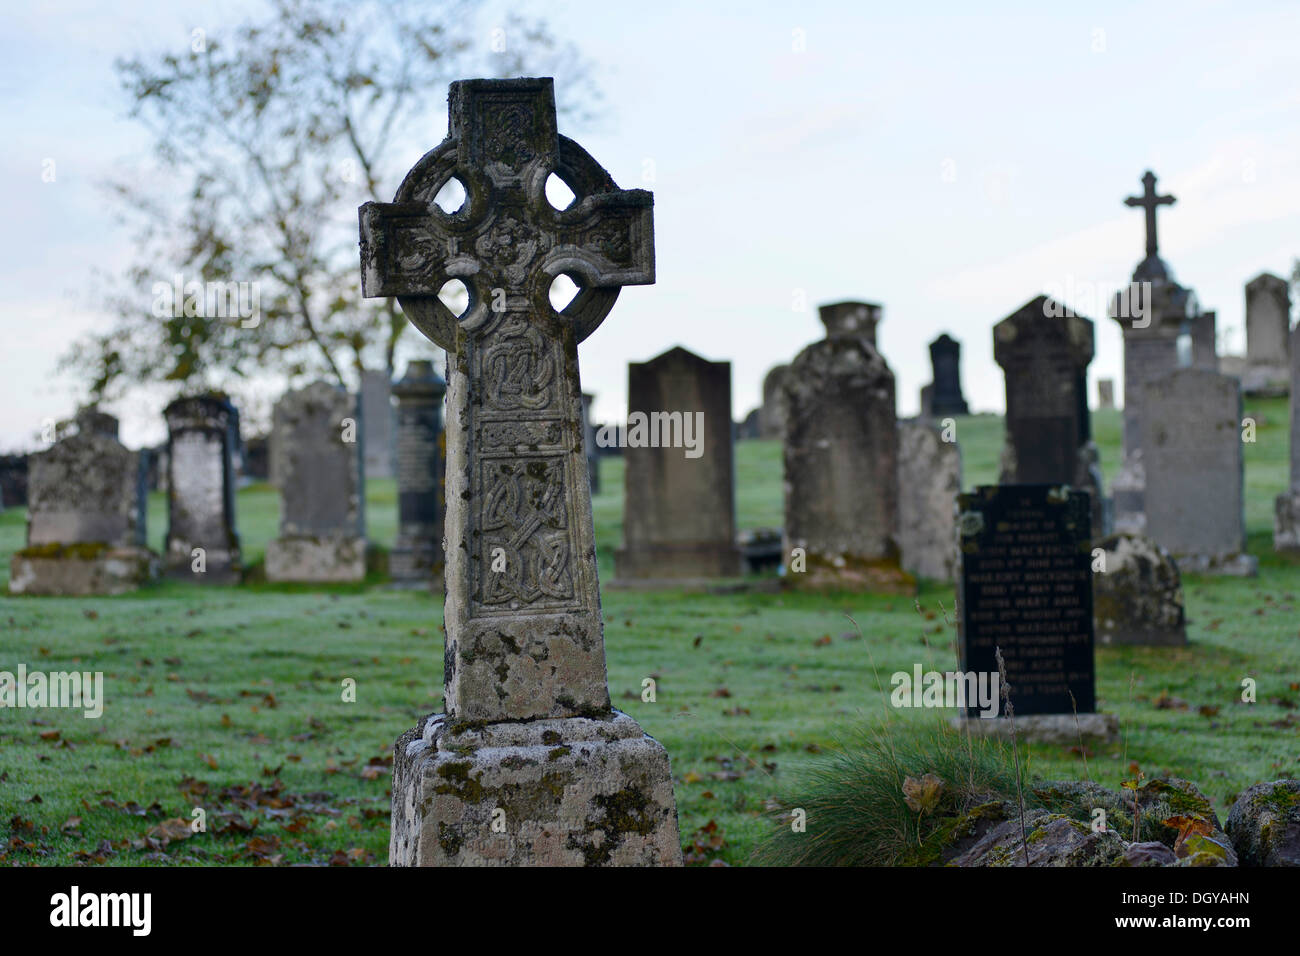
left=360, top=77, right=654, bottom=724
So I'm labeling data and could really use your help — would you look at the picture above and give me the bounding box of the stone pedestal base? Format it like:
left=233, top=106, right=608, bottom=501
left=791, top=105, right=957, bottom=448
left=784, top=551, right=915, bottom=594
left=1276, top=490, right=1300, bottom=552
left=613, top=543, right=743, bottom=584
left=391, top=710, right=682, bottom=866
left=1111, top=459, right=1145, bottom=535
left=1241, top=363, right=1290, bottom=398
left=265, top=535, right=366, bottom=582
left=165, top=542, right=240, bottom=582
left=8, top=545, right=159, bottom=596
left=950, top=713, right=1119, bottom=745
left=389, top=539, right=444, bottom=587
left=1171, top=552, right=1258, bottom=577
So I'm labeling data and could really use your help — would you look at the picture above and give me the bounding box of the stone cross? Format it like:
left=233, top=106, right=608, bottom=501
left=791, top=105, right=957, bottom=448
left=1124, top=170, right=1175, bottom=260
left=363, top=78, right=679, bottom=866
left=361, top=77, right=653, bottom=723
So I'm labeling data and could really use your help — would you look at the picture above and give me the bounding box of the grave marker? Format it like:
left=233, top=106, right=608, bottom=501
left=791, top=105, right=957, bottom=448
left=1276, top=320, right=1300, bottom=551
left=361, top=369, right=396, bottom=478
left=1243, top=273, right=1291, bottom=396
left=783, top=300, right=910, bottom=592
left=163, top=395, right=241, bottom=581
left=265, top=383, right=367, bottom=582
left=925, top=333, right=970, bottom=416
left=897, top=420, right=960, bottom=581
left=360, top=77, right=680, bottom=866
left=956, top=485, right=1112, bottom=740
left=614, top=346, right=741, bottom=583
left=9, top=410, right=158, bottom=595
left=390, top=360, right=447, bottom=586
left=1142, top=368, right=1256, bottom=574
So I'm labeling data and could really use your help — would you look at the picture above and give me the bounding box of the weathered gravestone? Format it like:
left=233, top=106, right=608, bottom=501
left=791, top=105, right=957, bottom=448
left=994, top=297, right=1105, bottom=533
left=614, top=346, right=741, bottom=584
left=1091, top=532, right=1186, bottom=646
left=955, top=485, right=1115, bottom=742
left=925, top=333, right=970, bottom=416
left=581, top=391, right=600, bottom=493
left=1111, top=171, right=1201, bottom=534
left=241, top=436, right=269, bottom=483
left=390, top=360, right=447, bottom=586
left=819, top=301, right=881, bottom=346
left=9, top=411, right=158, bottom=595
left=782, top=301, right=911, bottom=592
left=163, top=395, right=241, bottom=581
left=1243, top=273, right=1292, bottom=396
left=361, top=369, right=395, bottom=479
left=359, top=77, right=680, bottom=865
left=1097, top=379, right=1115, bottom=410
left=1191, top=309, right=1218, bottom=371
left=736, top=407, right=761, bottom=440
left=265, top=383, right=367, bottom=582
left=0, top=454, right=27, bottom=509
left=1142, top=369, right=1256, bottom=575
left=897, top=420, right=960, bottom=581
left=1276, top=321, right=1300, bottom=551
left=759, top=364, right=789, bottom=439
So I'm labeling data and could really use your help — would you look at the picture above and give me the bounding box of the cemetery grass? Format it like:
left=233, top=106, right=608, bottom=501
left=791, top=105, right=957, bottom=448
left=1, top=402, right=1297, bottom=866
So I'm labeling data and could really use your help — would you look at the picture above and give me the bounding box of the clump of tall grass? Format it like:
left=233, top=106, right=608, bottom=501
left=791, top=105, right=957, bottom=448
left=751, top=723, right=1021, bottom=866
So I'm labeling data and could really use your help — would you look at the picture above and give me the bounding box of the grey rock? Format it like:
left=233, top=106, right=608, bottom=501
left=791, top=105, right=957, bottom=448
left=1226, top=780, right=1300, bottom=866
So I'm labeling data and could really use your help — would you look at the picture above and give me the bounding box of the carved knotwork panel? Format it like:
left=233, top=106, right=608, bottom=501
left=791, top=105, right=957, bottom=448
left=475, top=456, right=577, bottom=612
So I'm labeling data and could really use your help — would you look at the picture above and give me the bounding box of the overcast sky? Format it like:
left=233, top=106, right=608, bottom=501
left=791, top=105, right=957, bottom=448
left=3, top=0, right=1298, bottom=451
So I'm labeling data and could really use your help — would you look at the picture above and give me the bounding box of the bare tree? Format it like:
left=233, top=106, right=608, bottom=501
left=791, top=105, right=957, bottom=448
left=62, top=0, right=599, bottom=402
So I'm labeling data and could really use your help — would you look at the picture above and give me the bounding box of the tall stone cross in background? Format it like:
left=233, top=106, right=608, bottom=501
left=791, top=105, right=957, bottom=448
left=361, top=77, right=681, bottom=866
left=1124, top=170, right=1175, bottom=261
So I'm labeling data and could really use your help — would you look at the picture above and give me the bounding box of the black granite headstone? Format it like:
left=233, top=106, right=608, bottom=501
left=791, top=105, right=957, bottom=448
left=957, top=484, right=1095, bottom=716
left=927, top=333, right=970, bottom=416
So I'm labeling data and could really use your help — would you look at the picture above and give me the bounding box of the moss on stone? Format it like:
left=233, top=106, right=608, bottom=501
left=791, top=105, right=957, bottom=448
left=18, top=541, right=112, bottom=560
left=433, top=760, right=486, bottom=804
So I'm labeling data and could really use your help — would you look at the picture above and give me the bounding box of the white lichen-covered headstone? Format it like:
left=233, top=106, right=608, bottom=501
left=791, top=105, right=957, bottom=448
left=360, top=77, right=680, bottom=865
left=897, top=420, right=961, bottom=582
left=164, top=395, right=241, bottom=581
